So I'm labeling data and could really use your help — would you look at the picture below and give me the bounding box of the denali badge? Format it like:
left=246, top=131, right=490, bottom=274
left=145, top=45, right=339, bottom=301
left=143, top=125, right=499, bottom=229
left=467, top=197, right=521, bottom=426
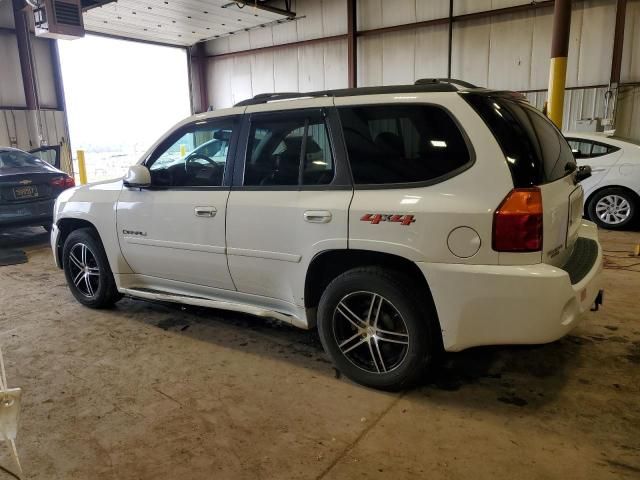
left=123, top=229, right=147, bottom=237
left=360, top=214, right=416, bottom=226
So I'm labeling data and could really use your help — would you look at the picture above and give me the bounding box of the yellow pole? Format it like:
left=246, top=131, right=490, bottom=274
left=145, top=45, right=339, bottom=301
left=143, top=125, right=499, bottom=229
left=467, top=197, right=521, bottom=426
left=77, top=149, right=88, bottom=185
left=547, top=0, right=572, bottom=129
left=547, top=57, right=568, bottom=128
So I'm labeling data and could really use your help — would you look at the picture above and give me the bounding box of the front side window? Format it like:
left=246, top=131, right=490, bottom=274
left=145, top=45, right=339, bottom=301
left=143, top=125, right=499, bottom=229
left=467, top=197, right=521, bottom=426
left=338, top=105, right=471, bottom=185
left=146, top=119, right=234, bottom=187
left=244, top=111, right=334, bottom=187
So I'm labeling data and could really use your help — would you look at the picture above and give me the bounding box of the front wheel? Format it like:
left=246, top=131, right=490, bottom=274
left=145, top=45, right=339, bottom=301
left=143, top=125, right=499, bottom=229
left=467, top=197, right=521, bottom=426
left=317, top=267, right=438, bottom=390
left=588, top=188, right=636, bottom=229
left=62, top=228, right=122, bottom=308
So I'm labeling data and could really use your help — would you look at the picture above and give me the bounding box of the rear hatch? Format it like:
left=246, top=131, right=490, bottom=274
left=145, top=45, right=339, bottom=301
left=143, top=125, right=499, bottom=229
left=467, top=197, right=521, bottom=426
left=462, top=91, right=582, bottom=266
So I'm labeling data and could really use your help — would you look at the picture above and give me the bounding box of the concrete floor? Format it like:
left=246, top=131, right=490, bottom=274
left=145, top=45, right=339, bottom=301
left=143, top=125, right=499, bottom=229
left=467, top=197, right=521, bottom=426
left=0, top=226, right=638, bottom=480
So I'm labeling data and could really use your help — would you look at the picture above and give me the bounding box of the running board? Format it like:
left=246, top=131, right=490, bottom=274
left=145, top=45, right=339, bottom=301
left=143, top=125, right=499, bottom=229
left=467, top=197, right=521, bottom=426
left=119, top=287, right=306, bottom=328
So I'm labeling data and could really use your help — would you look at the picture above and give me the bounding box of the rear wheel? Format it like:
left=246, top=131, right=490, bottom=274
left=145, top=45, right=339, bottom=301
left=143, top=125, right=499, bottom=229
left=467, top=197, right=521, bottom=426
left=588, top=188, right=636, bottom=229
left=317, top=267, right=437, bottom=390
left=62, top=228, right=122, bottom=308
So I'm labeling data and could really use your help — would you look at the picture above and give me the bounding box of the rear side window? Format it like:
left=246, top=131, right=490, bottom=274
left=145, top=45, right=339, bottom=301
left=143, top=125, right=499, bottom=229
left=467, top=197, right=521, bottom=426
left=338, top=105, right=471, bottom=185
left=244, top=110, right=334, bottom=187
left=566, top=138, right=620, bottom=159
left=462, top=93, right=576, bottom=186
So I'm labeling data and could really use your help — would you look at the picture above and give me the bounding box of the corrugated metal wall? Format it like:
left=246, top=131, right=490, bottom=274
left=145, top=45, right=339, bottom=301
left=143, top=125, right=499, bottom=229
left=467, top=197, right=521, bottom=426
left=202, top=0, right=640, bottom=140
left=0, top=110, right=68, bottom=151
left=0, top=1, right=71, bottom=172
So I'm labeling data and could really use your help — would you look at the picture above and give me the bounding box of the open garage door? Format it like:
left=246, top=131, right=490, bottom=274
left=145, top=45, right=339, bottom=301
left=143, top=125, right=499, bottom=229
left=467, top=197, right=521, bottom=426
left=58, top=34, right=191, bottom=183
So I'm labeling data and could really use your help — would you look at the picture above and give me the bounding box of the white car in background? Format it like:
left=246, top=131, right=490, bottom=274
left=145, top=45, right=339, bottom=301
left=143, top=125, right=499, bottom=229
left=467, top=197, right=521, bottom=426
left=565, top=133, right=640, bottom=229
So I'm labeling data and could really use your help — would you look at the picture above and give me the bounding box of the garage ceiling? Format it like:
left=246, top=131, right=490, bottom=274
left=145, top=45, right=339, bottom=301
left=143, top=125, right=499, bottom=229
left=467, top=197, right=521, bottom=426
left=82, top=0, right=293, bottom=47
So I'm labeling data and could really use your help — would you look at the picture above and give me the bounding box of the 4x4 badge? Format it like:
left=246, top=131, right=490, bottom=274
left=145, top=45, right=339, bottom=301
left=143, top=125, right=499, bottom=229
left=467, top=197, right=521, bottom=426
left=360, top=214, right=415, bottom=226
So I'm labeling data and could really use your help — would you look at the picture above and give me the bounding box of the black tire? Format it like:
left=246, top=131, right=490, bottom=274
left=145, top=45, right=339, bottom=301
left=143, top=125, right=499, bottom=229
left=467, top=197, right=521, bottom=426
left=62, top=228, right=122, bottom=308
left=317, top=267, right=438, bottom=390
left=587, top=187, right=636, bottom=230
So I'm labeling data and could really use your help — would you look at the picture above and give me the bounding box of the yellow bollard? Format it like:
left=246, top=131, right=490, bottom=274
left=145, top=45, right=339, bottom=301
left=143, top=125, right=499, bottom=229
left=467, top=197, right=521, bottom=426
left=180, top=144, right=187, bottom=158
left=77, top=150, right=88, bottom=185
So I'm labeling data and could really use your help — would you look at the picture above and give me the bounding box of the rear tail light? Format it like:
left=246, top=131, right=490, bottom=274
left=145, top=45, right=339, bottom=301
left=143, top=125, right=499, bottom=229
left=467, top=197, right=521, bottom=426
left=492, top=187, right=543, bottom=252
left=50, top=176, right=75, bottom=190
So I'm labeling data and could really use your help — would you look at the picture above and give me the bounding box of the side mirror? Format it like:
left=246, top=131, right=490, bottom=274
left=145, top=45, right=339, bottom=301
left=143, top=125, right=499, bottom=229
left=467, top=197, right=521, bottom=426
left=575, top=165, right=592, bottom=183
left=123, top=165, right=151, bottom=188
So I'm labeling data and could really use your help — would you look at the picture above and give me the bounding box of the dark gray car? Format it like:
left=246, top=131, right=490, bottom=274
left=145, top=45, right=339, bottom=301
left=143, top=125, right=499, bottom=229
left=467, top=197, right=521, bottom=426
left=0, top=146, right=75, bottom=231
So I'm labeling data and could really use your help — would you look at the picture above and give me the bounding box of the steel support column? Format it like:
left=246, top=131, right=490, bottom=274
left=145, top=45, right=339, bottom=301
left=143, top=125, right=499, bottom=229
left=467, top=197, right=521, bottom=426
left=347, top=0, right=357, bottom=88
left=547, top=0, right=572, bottom=128
left=447, top=0, right=454, bottom=78
left=50, top=40, right=67, bottom=111
left=13, top=0, right=41, bottom=148
left=196, top=42, right=209, bottom=113
left=13, top=0, right=38, bottom=111
left=610, top=0, right=627, bottom=85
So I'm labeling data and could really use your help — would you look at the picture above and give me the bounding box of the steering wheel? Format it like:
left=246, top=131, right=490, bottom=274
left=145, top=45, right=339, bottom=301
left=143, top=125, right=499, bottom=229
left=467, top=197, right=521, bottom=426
left=185, top=153, right=217, bottom=170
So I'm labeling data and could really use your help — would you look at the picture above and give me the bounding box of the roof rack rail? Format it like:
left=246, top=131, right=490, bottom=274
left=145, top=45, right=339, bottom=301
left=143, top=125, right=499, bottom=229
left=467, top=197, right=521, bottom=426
left=415, top=78, right=478, bottom=89
left=233, top=81, right=467, bottom=107
left=234, top=92, right=326, bottom=106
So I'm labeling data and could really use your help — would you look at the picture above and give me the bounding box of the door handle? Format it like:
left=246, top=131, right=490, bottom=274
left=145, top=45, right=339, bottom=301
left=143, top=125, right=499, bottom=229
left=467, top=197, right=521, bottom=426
left=304, top=210, right=332, bottom=223
left=195, top=206, right=217, bottom=218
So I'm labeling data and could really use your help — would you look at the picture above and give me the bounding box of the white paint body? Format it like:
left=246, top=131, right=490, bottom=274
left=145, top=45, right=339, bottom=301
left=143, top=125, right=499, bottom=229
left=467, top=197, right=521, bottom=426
left=52, top=92, right=603, bottom=352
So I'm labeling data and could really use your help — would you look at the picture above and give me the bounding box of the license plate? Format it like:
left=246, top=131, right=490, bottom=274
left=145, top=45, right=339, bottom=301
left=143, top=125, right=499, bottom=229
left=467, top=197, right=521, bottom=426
left=13, top=185, right=38, bottom=200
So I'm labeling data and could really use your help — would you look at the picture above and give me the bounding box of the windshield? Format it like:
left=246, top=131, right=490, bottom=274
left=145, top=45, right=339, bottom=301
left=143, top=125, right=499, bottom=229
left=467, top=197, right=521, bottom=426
left=0, top=150, right=47, bottom=170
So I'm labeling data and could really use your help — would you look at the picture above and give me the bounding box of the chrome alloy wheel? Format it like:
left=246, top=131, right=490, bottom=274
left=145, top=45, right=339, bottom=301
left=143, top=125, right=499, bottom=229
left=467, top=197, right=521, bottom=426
left=332, top=291, right=410, bottom=374
left=595, top=194, right=631, bottom=225
left=68, top=243, right=100, bottom=298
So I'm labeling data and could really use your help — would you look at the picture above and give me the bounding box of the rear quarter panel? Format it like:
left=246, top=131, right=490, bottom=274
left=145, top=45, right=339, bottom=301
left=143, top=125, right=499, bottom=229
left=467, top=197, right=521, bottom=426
left=336, top=93, right=513, bottom=265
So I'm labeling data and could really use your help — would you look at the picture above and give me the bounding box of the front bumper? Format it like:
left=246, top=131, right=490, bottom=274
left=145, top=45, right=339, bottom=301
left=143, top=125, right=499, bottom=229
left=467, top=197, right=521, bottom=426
left=418, top=221, right=603, bottom=352
left=51, top=222, right=62, bottom=268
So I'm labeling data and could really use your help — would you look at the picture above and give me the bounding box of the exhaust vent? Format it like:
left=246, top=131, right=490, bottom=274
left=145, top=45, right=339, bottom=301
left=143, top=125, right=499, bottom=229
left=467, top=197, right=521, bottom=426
left=34, top=0, right=85, bottom=40
left=54, top=1, right=82, bottom=27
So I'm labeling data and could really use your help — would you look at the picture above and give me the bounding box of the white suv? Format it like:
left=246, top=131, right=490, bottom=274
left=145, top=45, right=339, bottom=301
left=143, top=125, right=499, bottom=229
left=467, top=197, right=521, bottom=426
left=51, top=80, right=604, bottom=390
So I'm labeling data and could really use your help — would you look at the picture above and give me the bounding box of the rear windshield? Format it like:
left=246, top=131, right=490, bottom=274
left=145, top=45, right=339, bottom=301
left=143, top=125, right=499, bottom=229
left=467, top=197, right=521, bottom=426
left=462, top=92, right=576, bottom=187
left=0, top=150, right=45, bottom=170
left=338, top=105, right=471, bottom=186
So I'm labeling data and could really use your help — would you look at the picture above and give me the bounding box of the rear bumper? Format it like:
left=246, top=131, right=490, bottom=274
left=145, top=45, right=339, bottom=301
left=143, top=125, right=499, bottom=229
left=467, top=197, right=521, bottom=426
left=0, top=199, right=55, bottom=228
left=418, top=220, right=603, bottom=352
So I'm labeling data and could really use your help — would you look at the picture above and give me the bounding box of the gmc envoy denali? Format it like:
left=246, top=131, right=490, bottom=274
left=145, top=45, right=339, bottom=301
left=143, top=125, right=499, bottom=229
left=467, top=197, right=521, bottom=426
left=52, top=79, right=603, bottom=390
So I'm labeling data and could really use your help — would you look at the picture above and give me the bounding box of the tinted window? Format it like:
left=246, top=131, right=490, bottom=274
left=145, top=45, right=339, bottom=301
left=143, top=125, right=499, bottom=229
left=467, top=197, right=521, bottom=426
left=338, top=105, right=470, bottom=185
left=146, top=119, right=234, bottom=187
left=244, top=111, right=334, bottom=186
left=463, top=93, right=576, bottom=186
